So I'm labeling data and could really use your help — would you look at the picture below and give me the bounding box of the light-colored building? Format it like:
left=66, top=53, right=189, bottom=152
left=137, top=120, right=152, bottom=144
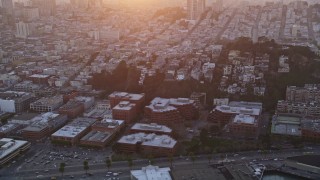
left=130, top=165, right=172, bottom=180
left=0, top=138, right=31, bottom=166
left=16, top=21, right=33, bottom=39
left=30, top=95, right=63, bottom=112
left=51, top=117, right=96, bottom=145
left=187, top=0, right=205, bottom=21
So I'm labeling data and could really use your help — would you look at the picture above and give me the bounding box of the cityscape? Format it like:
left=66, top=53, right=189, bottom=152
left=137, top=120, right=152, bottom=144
left=0, top=0, right=320, bottom=180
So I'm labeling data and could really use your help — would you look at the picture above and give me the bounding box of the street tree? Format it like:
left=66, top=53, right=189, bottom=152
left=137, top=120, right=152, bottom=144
left=83, top=160, right=89, bottom=175
left=59, top=162, right=65, bottom=177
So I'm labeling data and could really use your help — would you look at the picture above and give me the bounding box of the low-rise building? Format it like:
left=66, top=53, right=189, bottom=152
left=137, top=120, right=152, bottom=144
left=80, top=119, right=125, bottom=148
left=0, top=91, right=35, bottom=113
left=51, top=117, right=96, bottom=145
left=301, top=120, right=320, bottom=141
left=58, top=100, right=84, bottom=118
left=30, top=95, right=63, bottom=112
left=271, top=114, right=302, bottom=136
left=208, top=103, right=261, bottom=127
left=144, top=98, right=183, bottom=125
left=108, top=91, right=145, bottom=110
left=0, top=138, right=31, bottom=166
left=117, top=133, right=177, bottom=157
left=112, top=101, right=137, bottom=123
left=226, top=114, right=259, bottom=139
left=0, top=123, right=22, bottom=138
left=21, top=112, right=68, bottom=140
left=84, top=100, right=112, bottom=119
left=130, top=165, right=172, bottom=180
left=130, top=123, right=172, bottom=135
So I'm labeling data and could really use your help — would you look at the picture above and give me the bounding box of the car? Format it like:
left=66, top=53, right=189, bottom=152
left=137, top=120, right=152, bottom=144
left=69, top=175, right=74, bottom=178
left=106, top=174, right=110, bottom=177
left=113, top=173, right=119, bottom=176
left=44, top=170, right=49, bottom=172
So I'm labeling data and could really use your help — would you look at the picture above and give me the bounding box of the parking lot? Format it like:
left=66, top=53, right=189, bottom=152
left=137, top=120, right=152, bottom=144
left=20, top=143, right=113, bottom=172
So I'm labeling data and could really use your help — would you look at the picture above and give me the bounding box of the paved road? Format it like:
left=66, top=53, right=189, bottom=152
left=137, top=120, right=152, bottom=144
left=2, top=146, right=320, bottom=180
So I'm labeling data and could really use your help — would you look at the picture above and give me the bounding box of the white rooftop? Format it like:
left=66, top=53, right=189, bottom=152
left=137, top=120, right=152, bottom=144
left=113, top=101, right=135, bottom=111
left=52, top=118, right=96, bottom=138
left=131, top=165, right=172, bottom=180
left=131, top=123, right=172, bottom=133
left=52, top=125, right=87, bottom=138
left=118, top=133, right=176, bottom=149
left=147, top=98, right=176, bottom=112
left=233, top=114, right=256, bottom=125
left=0, top=138, right=29, bottom=160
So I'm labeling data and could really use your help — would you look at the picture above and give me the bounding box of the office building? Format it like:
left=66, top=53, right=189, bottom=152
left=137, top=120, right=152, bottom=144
left=0, top=123, right=21, bottom=138
left=83, top=100, right=112, bottom=119
left=226, top=114, right=259, bottom=139
left=0, top=91, right=35, bottom=113
left=112, top=101, right=137, bottom=123
left=301, top=120, right=320, bottom=141
left=21, top=113, right=68, bottom=140
left=131, top=165, right=172, bottom=180
left=51, top=117, right=96, bottom=145
left=1, top=0, right=13, bottom=15
left=271, top=114, right=302, bottom=136
left=108, top=91, right=145, bottom=110
left=117, top=133, right=177, bottom=157
left=58, top=100, right=84, bottom=119
left=187, top=0, right=205, bottom=21
left=207, top=102, right=262, bottom=127
left=30, top=95, right=63, bottom=112
left=80, top=119, right=124, bottom=148
left=15, top=21, right=33, bottom=38
left=130, top=123, right=172, bottom=135
left=145, top=98, right=183, bottom=126
left=0, top=138, right=30, bottom=166
left=31, top=0, right=56, bottom=16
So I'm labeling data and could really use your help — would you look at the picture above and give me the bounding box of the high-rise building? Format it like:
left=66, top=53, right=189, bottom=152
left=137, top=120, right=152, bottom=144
left=1, top=0, right=14, bottom=15
left=213, top=0, right=223, bottom=12
left=32, top=0, right=56, bottom=16
left=187, top=0, right=205, bottom=21
left=16, top=21, right=33, bottom=38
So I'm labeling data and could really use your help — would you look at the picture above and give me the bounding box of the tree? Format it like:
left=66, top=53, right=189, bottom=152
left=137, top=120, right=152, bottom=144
left=83, top=160, right=89, bottom=175
left=207, top=153, right=213, bottom=164
left=200, top=129, right=208, bottom=145
left=189, top=152, right=196, bottom=165
left=127, top=156, right=133, bottom=170
left=147, top=154, right=154, bottom=165
left=59, top=162, right=65, bottom=177
left=168, top=155, right=174, bottom=168
left=106, top=158, right=112, bottom=171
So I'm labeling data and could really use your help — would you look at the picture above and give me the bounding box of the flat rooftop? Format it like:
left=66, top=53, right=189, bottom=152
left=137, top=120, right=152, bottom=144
left=93, top=119, right=124, bottom=129
left=301, top=120, right=320, bottom=133
left=0, top=91, right=32, bottom=101
left=216, top=105, right=261, bottom=116
left=30, top=95, right=63, bottom=106
left=131, top=123, right=172, bottom=133
left=233, top=114, right=256, bottom=125
left=0, top=123, right=20, bottom=134
left=131, top=165, right=172, bottom=180
left=52, top=117, right=96, bottom=138
left=80, top=131, right=111, bottom=143
left=0, top=138, right=29, bottom=160
left=146, top=98, right=177, bottom=112
left=113, top=101, right=135, bottom=111
left=118, top=133, right=176, bottom=149
left=10, top=113, right=39, bottom=121
left=109, top=91, right=144, bottom=101
left=274, top=115, right=301, bottom=125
